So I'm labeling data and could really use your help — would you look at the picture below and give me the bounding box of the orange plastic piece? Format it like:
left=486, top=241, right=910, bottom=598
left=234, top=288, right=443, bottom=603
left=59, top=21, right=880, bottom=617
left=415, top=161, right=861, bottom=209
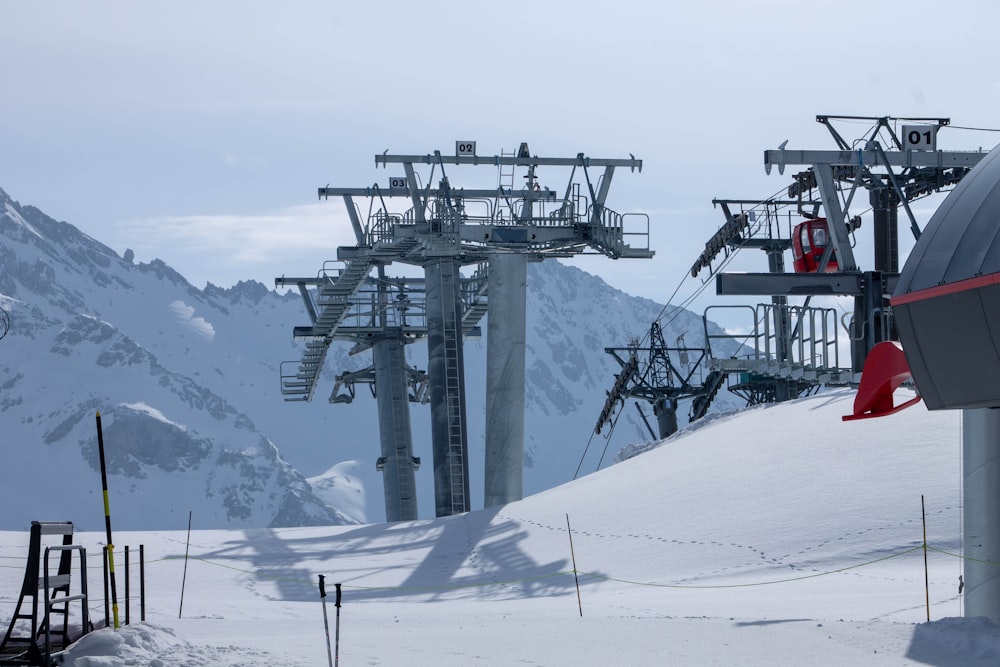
left=842, top=341, right=922, bottom=421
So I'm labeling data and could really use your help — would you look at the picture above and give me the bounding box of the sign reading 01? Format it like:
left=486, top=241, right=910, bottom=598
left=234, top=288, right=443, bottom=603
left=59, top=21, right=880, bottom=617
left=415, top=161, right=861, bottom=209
left=902, top=125, right=938, bottom=152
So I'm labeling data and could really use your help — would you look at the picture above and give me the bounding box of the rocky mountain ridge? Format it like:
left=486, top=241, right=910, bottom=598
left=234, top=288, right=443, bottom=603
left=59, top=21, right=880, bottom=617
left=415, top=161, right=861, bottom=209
left=0, top=186, right=740, bottom=529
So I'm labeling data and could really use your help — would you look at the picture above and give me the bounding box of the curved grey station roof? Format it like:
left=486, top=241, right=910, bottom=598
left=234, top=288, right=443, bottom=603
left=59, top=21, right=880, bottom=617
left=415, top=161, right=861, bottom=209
left=895, top=143, right=1000, bottom=297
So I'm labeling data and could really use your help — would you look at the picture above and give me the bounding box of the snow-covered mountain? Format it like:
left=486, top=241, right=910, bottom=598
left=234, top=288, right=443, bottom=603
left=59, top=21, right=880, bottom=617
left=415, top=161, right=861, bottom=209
left=0, top=187, right=740, bottom=529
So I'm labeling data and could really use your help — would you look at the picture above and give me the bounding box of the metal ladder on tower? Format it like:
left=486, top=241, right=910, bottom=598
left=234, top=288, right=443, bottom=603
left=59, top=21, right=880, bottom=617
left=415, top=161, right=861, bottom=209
left=439, top=264, right=468, bottom=515
left=498, top=150, right=516, bottom=197
left=387, top=337, right=418, bottom=520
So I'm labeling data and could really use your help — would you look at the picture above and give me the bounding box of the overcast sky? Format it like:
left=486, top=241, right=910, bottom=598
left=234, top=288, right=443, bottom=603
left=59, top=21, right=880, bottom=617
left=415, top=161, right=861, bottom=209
left=4, top=0, right=1000, bottom=325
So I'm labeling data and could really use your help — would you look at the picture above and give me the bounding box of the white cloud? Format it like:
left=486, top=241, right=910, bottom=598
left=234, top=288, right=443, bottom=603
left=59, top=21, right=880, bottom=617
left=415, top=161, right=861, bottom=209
left=116, top=203, right=358, bottom=289
left=169, top=300, right=216, bottom=341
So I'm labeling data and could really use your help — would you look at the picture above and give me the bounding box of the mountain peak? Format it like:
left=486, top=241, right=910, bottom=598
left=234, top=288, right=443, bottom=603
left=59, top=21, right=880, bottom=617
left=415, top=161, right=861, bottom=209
left=204, top=279, right=272, bottom=304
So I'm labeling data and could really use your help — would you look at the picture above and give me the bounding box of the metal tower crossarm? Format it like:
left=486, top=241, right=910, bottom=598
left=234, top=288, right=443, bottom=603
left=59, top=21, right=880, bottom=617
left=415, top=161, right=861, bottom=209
left=764, top=148, right=985, bottom=174
left=357, top=149, right=651, bottom=260
left=319, top=187, right=556, bottom=199
left=374, top=153, right=643, bottom=170
left=763, top=134, right=986, bottom=274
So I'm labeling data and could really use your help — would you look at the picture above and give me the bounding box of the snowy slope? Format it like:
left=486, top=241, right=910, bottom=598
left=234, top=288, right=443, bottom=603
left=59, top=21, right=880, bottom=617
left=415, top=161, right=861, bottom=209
left=0, top=186, right=741, bottom=527
left=2, top=388, right=993, bottom=666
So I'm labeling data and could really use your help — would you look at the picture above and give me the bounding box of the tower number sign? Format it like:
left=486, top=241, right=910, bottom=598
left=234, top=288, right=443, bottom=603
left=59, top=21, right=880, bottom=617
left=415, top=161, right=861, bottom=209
left=902, top=125, right=938, bottom=152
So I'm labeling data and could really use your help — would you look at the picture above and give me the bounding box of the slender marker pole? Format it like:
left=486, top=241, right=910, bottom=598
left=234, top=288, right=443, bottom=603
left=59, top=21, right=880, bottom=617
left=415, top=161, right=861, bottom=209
left=125, top=545, right=130, bottom=625
left=179, top=511, right=192, bottom=619
left=319, top=575, right=334, bottom=667
left=140, top=544, right=146, bottom=622
left=102, top=546, right=109, bottom=628
left=566, top=514, right=583, bottom=617
left=922, top=495, right=931, bottom=622
left=96, top=412, right=120, bottom=629
left=334, top=583, right=342, bottom=667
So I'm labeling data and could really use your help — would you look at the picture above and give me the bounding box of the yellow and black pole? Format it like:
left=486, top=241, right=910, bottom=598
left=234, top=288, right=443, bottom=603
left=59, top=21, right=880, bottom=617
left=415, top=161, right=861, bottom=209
left=96, top=411, right=120, bottom=629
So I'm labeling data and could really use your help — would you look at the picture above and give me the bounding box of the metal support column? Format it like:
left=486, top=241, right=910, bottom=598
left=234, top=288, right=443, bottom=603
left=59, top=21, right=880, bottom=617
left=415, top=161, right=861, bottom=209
left=766, top=243, right=795, bottom=401
left=653, top=397, right=678, bottom=439
left=963, top=408, right=1000, bottom=624
left=373, top=336, right=419, bottom=522
left=425, top=258, right=470, bottom=516
left=870, top=186, right=899, bottom=344
left=870, top=185, right=900, bottom=274
left=484, top=253, right=527, bottom=507
left=812, top=164, right=858, bottom=271
left=851, top=272, right=885, bottom=373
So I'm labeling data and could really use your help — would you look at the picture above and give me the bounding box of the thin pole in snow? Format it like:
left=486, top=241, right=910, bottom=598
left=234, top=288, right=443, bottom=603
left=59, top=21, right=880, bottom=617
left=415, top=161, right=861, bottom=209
left=179, top=511, right=192, bottom=619
left=334, top=583, right=342, bottom=667
left=922, top=495, right=931, bottom=622
left=319, top=575, right=334, bottom=667
left=96, top=412, right=120, bottom=629
left=566, top=514, right=583, bottom=617
left=125, top=545, right=130, bottom=625
left=140, top=544, right=146, bottom=622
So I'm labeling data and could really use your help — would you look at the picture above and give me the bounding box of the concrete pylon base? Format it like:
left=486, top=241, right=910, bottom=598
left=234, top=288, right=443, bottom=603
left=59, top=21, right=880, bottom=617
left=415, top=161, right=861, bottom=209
left=484, top=253, right=527, bottom=507
left=963, top=408, right=1000, bottom=624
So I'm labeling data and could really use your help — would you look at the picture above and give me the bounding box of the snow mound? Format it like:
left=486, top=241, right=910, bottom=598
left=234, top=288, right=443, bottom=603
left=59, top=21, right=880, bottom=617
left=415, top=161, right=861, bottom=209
left=58, top=623, right=278, bottom=666
left=908, top=616, right=1000, bottom=663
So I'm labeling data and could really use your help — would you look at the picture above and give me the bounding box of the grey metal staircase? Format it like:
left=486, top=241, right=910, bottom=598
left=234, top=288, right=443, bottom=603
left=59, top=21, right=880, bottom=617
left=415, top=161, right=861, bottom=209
left=280, top=257, right=375, bottom=401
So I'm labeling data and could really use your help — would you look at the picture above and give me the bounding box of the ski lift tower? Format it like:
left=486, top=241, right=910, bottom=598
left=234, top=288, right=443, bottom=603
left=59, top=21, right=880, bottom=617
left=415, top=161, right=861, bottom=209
left=293, top=142, right=650, bottom=517
left=595, top=321, right=727, bottom=441
left=277, top=265, right=488, bottom=522
left=716, top=115, right=983, bottom=373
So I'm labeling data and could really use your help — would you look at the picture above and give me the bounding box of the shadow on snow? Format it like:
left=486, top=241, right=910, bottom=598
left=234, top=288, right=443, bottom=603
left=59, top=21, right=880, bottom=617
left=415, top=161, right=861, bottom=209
left=186, top=506, right=583, bottom=604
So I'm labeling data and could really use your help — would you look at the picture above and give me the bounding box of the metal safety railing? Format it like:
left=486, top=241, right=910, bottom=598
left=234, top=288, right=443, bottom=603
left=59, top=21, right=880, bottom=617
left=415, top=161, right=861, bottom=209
left=704, top=303, right=851, bottom=382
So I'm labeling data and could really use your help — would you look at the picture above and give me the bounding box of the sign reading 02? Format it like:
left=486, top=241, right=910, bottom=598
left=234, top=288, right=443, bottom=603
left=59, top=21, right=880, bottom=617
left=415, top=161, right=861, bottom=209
left=901, top=125, right=938, bottom=152
left=456, top=141, right=476, bottom=156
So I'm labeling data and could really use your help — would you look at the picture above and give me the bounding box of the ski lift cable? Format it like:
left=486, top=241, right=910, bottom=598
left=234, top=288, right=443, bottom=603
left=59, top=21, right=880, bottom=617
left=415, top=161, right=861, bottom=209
left=594, top=399, right=626, bottom=473
left=593, top=422, right=617, bottom=472
left=572, top=429, right=598, bottom=480
left=654, top=228, right=748, bottom=333
left=946, top=125, right=1000, bottom=133
left=648, top=182, right=802, bottom=336
left=574, top=381, right=629, bottom=480
left=638, top=223, right=743, bottom=347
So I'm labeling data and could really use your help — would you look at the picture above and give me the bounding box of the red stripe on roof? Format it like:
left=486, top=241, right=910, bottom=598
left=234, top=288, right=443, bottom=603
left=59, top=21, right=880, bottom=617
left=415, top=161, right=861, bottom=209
left=891, top=271, right=1000, bottom=306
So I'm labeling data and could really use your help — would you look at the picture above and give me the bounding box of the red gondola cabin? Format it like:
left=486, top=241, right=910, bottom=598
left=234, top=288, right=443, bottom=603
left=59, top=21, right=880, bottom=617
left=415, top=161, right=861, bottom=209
left=792, top=218, right=839, bottom=273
